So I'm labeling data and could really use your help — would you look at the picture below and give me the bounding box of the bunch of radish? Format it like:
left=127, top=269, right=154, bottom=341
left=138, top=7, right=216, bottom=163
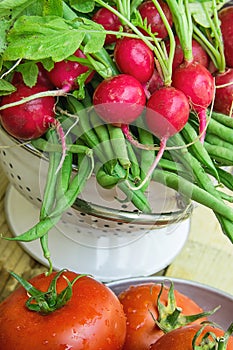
left=1, top=0, right=233, bottom=268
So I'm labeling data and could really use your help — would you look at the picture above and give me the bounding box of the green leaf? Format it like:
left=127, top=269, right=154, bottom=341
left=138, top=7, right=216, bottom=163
left=0, top=18, right=11, bottom=55
left=3, top=15, right=86, bottom=62
left=81, top=18, right=105, bottom=53
left=3, top=15, right=106, bottom=62
left=16, top=61, right=39, bottom=87
left=42, top=0, right=63, bottom=16
left=0, top=79, right=17, bottom=96
left=189, top=0, right=226, bottom=27
left=0, top=0, right=41, bottom=19
left=0, top=0, right=32, bottom=8
left=189, top=2, right=210, bottom=27
left=69, top=0, right=95, bottom=13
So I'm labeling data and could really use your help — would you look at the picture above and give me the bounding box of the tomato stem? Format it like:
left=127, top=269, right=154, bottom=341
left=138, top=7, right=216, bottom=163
left=151, top=281, right=220, bottom=334
left=10, top=270, right=88, bottom=315
left=192, top=322, right=233, bottom=350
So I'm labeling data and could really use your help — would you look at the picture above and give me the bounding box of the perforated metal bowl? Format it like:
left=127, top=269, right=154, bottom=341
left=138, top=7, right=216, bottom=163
left=0, top=125, right=192, bottom=280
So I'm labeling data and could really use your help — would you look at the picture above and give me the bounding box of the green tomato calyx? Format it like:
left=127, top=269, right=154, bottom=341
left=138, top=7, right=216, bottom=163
left=151, top=280, right=220, bottom=333
left=10, top=269, right=87, bottom=315
left=192, top=322, right=233, bottom=350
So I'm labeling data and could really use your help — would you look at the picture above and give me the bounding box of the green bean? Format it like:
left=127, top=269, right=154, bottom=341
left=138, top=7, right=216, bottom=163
left=207, top=118, right=233, bottom=144
left=168, top=133, right=233, bottom=240
left=96, top=163, right=121, bottom=189
left=216, top=167, right=233, bottom=191
left=158, top=158, right=187, bottom=175
left=204, top=134, right=232, bottom=151
left=126, top=142, right=141, bottom=184
left=217, top=191, right=233, bottom=203
left=31, top=138, right=92, bottom=155
left=211, top=110, right=233, bottom=129
left=66, top=96, right=107, bottom=163
left=180, top=122, right=220, bottom=181
left=38, top=130, right=63, bottom=272
left=89, top=110, right=115, bottom=164
left=107, top=124, right=131, bottom=170
left=4, top=215, right=62, bottom=242
left=152, top=169, right=233, bottom=240
left=204, top=142, right=233, bottom=166
left=3, top=133, right=93, bottom=247
left=56, top=149, right=73, bottom=201
left=117, top=181, right=152, bottom=213
left=136, top=123, right=156, bottom=191
left=40, top=130, right=61, bottom=219
left=51, top=154, right=93, bottom=217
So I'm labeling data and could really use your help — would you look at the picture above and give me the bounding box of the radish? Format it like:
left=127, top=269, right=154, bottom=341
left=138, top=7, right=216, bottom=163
left=146, top=87, right=190, bottom=140
left=124, top=86, right=190, bottom=190
left=0, top=83, right=58, bottom=140
left=93, top=74, right=146, bottom=124
left=138, top=0, right=173, bottom=39
left=92, top=6, right=122, bottom=45
left=46, top=49, right=95, bottom=92
left=165, top=0, right=215, bottom=143
left=114, top=37, right=155, bottom=84
left=214, top=68, right=233, bottom=116
left=191, top=0, right=233, bottom=119
left=218, top=6, right=233, bottom=68
left=172, top=61, right=214, bottom=142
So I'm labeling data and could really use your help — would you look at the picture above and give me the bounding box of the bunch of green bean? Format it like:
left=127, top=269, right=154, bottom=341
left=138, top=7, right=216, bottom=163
left=61, top=99, right=233, bottom=243
left=7, top=96, right=233, bottom=267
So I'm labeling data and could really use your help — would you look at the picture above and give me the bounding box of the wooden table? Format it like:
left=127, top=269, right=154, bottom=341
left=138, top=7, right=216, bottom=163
left=1, top=164, right=233, bottom=302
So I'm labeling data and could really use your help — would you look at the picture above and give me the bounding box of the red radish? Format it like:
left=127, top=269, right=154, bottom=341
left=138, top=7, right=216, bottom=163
left=92, top=6, right=122, bottom=45
left=114, top=37, right=155, bottom=83
left=214, top=68, right=233, bottom=116
left=0, top=83, right=57, bottom=140
left=146, top=87, right=190, bottom=139
left=172, top=61, right=215, bottom=142
left=138, top=0, right=173, bottom=39
left=46, top=49, right=95, bottom=92
left=93, top=74, right=146, bottom=124
left=123, top=86, right=190, bottom=190
left=218, top=6, right=233, bottom=68
left=165, top=36, right=210, bottom=72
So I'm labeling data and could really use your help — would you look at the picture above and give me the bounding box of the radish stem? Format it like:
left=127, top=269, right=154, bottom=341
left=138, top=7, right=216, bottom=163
left=166, top=0, right=193, bottom=62
left=126, top=136, right=167, bottom=190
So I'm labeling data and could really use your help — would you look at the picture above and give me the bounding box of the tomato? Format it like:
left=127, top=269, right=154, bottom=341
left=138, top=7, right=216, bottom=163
left=0, top=270, right=127, bottom=350
left=118, top=282, right=209, bottom=350
left=150, top=323, right=233, bottom=350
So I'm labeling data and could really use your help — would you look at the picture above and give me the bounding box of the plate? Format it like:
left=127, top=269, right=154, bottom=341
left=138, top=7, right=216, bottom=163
left=4, top=185, right=190, bottom=282
left=107, top=276, right=233, bottom=330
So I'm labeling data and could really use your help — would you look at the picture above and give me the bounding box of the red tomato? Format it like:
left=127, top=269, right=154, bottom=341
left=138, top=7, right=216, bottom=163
left=0, top=270, right=127, bottom=350
left=118, top=282, right=207, bottom=350
left=150, top=323, right=233, bottom=350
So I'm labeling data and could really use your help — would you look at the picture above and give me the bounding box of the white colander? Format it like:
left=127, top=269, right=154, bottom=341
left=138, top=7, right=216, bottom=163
left=0, top=125, right=192, bottom=281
